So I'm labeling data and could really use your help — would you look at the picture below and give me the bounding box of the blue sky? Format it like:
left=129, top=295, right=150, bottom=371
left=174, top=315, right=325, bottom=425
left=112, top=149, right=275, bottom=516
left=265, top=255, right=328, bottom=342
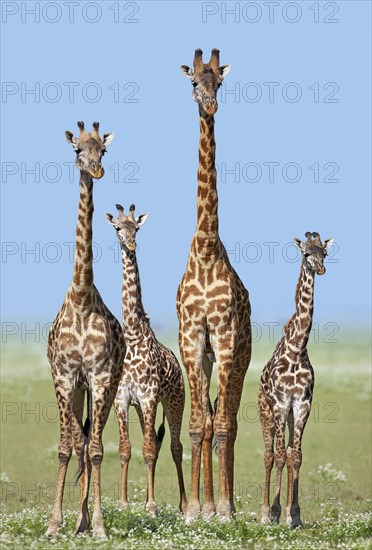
left=1, top=1, right=371, bottom=339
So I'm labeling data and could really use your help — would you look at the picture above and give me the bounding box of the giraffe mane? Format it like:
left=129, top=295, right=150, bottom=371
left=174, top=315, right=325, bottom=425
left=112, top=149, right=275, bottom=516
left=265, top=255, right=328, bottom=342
left=283, top=259, right=304, bottom=334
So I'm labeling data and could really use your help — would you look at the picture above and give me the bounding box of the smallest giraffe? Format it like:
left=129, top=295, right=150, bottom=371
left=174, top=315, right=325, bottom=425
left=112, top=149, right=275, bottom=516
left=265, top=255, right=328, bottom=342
left=258, top=231, right=334, bottom=527
left=105, top=204, right=187, bottom=515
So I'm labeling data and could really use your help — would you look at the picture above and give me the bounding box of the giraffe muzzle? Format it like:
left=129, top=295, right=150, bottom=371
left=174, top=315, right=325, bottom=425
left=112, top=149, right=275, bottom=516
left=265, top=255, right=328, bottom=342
left=88, top=163, right=105, bottom=180
left=126, top=242, right=136, bottom=251
left=317, top=266, right=326, bottom=275
left=202, top=98, right=218, bottom=115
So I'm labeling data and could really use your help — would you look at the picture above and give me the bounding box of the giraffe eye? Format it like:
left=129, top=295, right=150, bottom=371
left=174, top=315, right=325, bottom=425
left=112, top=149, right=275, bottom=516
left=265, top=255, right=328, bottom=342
left=75, top=148, right=81, bottom=154
left=192, top=81, right=197, bottom=88
left=304, top=252, right=309, bottom=257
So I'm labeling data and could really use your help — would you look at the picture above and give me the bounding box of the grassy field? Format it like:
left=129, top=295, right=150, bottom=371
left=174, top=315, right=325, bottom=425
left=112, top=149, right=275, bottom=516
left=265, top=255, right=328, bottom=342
left=1, top=332, right=371, bottom=548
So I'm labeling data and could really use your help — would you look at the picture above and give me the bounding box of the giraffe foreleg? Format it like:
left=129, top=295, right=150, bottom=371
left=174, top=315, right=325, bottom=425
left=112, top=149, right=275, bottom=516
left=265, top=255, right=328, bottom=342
left=285, top=409, right=294, bottom=526
left=287, top=401, right=311, bottom=528
left=45, top=384, right=74, bottom=538
left=213, top=346, right=235, bottom=519
left=141, top=401, right=158, bottom=515
left=88, top=383, right=116, bottom=539
left=258, top=385, right=275, bottom=523
left=271, top=407, right=288, bottom=523
left=179, top=327, right=205, bottom=523
left=115, top=399, right=131, bottom=507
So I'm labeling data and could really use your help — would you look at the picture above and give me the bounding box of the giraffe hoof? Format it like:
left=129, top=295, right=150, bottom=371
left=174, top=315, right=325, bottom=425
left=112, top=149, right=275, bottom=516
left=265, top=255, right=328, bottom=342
left=92, top=527, right=107, bottom=539
left=145, top=501, right=157, bottom=516
left=291, top=517, right=303, bottom=529
left=119, top=500, right=129, bottom=510
left=185, top=504, right=201, bottom=525
left=202, top=503, right=216, bottom=518
left=217, top=502, right=232, bottom=520
left=45, top=522, right=61, bottom=538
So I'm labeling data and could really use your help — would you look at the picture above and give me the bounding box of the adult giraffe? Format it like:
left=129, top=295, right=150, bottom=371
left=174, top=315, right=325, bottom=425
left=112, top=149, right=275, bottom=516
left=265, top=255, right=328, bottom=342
left=177, top=49, right=252, bottom=522
left=45, top=122, right=125, bottom=539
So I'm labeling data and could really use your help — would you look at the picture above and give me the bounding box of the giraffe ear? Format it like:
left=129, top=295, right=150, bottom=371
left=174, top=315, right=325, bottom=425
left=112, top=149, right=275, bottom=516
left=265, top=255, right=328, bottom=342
left=219, top=65, right=231, bottom=79
left=136, top=213, right=148, bottom=227
left=102, top=132, right=114, bottom=148
left=180, top=65, right=194, bottom=79
left=293, top=238, right=304, bottom=251
left=105, top=212, right=117, bottom=225
left=65, top=131, right=78, bottom=148
left=324, top=237, right=334, bottom=251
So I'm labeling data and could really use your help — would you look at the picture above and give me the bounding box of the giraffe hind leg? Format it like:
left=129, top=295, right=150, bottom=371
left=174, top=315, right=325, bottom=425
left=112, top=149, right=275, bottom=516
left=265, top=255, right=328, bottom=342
left=162, top=395, right=188, bottom=515
left=72, top=388, right=91, bottom=535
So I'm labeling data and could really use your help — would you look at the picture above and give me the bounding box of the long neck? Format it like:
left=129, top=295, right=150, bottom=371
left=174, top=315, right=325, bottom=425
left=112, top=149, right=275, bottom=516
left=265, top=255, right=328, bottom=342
left=70, top=172, right=94, bottom=307
left=121, top=247, right=146, bottom=332
left=285, top=260, right=315, bottom=352
left=195, top=109, right=220, bottom=258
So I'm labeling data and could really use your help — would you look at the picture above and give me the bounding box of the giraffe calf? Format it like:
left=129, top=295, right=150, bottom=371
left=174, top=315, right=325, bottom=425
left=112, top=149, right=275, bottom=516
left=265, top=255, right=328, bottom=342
left=259, top=231, right=333, bottom=528
left=106, top=204, right=187, bottom=515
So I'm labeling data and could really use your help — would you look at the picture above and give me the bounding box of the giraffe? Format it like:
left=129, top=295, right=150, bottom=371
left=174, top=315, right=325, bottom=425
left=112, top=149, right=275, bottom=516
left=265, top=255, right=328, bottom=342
left=45, top=122, right=126, bottom=539
left=105, top=203, right=187, bottom=515
left=177, top=49, right=252, bottom=522
left=258, top=231, right=334, bottom=527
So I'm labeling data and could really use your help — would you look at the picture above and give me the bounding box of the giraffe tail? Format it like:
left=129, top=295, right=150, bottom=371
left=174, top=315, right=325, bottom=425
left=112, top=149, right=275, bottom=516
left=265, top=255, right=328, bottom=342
left=156, top=409, right=166, bottom=452
left=212, top=397, right=218, bottom=453
left=75, top=390, right=91, bottom=484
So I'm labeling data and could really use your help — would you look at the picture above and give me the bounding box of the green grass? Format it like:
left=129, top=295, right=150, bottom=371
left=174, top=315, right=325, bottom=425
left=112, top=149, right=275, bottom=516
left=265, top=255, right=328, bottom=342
left=1, top=332, right=371, bottom=548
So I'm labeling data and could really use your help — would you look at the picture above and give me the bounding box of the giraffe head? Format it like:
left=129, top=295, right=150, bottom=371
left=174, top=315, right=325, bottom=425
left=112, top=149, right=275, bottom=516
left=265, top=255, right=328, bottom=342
left=180, top=48, right=231, bottom=115
left=105, top=204, right=148, bottom=252
left=294, top=232, right=334, bottom=275
left=65, top=121, right=114, bottom=180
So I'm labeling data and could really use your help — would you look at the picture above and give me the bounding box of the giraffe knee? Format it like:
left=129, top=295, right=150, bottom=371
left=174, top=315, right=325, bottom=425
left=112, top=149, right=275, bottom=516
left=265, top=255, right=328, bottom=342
left=264, top=451, right=274, bottom=469
left=88, top=441, right=103, bottom=465
left=58, top=449, right=72, bottom=464
left=120, top=449, right=131, bottom=465
left=189, top=425, right=205, bottom=446
left=142, top=438, right=157, bottom=464
left=292, top=450, right=302, bottom=469
left=275, top=448, right=286, bottom=469
left=171, top=440, right=183, bottom=461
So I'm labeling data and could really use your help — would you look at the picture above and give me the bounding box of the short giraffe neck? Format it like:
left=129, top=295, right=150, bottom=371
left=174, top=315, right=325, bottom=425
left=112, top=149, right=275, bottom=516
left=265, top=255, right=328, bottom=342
left=195, top=110, right=220, bottom=258
left=70, top=172, right=94, bottom=307
left=285, top=260, right=315, bottom=351
left=121, top=248, right=147, bottom=334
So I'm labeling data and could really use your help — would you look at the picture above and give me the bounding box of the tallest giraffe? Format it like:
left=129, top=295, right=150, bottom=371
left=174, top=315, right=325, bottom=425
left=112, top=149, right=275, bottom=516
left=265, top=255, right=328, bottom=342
left=177, top=49, right=252, bottom=522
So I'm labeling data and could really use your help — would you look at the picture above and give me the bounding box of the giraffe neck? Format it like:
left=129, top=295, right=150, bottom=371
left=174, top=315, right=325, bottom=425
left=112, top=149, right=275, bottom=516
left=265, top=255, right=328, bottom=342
left=70, top=172, right=94, bottom=308
left=286, top=259, right=315, bottom=352
left=121, top=247, right=147, bottom=333
left=195, top=109, right=220, bottom=259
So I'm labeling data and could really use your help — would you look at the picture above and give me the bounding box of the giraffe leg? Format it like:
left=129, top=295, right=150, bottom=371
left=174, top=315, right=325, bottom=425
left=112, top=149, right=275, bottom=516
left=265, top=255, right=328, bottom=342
left=213, top=342, right=235, bottom=519
left=270, top=409, right=288, bottom=523
left=285, top=409, right=294, bottom=526
left=179, top=328, right=205, bottom=523
left=287, top=401, right=311, bottom=528
left=258, top=386, right=275, bottom=523
left=45, top=385, right=73, bottom=537
left=201, top=352, right=215, bottom=517
left=88, top=384, right=115, bottom=539
left=71, top=388, right=91, bottom=534
left=141, top=403, right=158, bottom=515
left=226, top=346, right=250, bottom=514
left=162, top=395, right=188, bottom=515
left=115, top=401, right=131, bottom=507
